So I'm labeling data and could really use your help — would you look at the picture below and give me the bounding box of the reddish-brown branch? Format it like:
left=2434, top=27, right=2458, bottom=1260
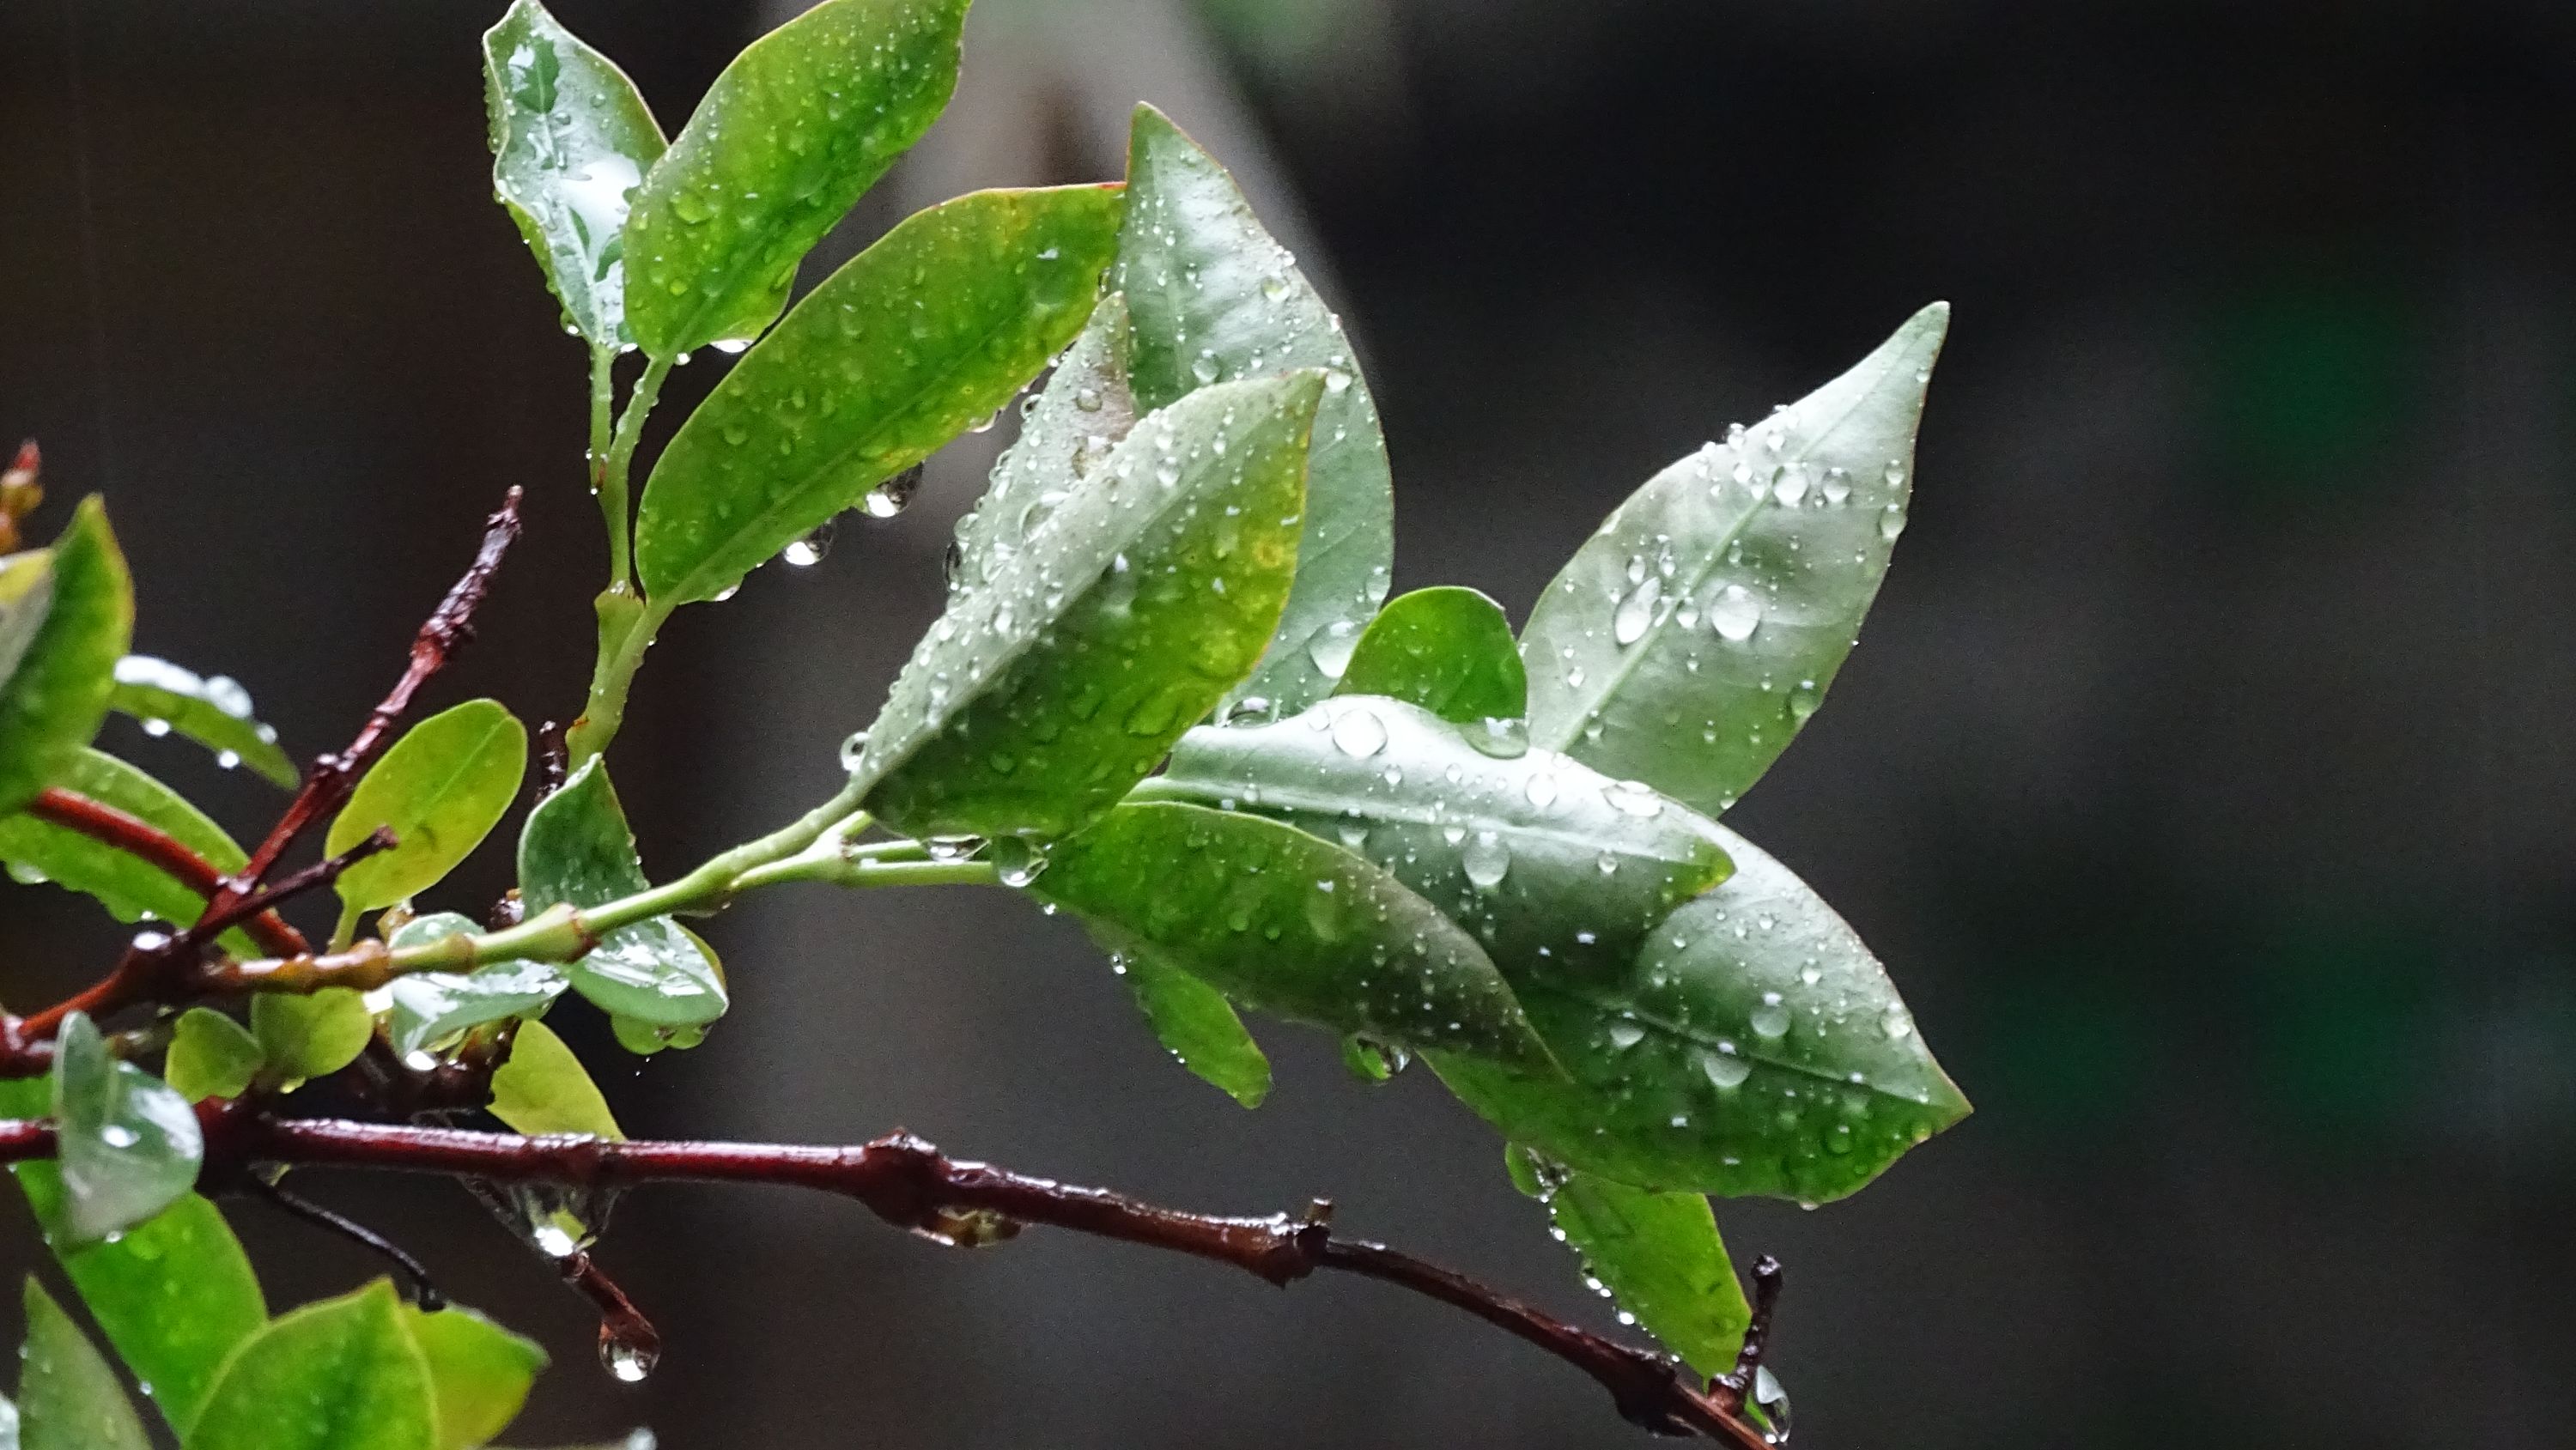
left=146, top=1110, right=1769, bottom=1445
left=24, top=788, right=305, bottom=956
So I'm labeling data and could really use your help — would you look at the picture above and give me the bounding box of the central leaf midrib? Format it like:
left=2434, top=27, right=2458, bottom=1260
left=1143, top=769, right=1711, bottom=864
left=1527, top=978, right=1929, bottom=1106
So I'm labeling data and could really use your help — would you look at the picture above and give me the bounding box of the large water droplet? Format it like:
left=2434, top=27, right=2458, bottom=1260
left=1306, top=619, right=1361, bottom=677
left=864, top=464, right=924, bottom=519
left=989, top=834, right=1049, bottom=889
left=1461, top=830, right=1511, bottom=888
left=601, top=1326, right=659, bottom=1383
left=1524, top=772, right=1560, bottom=810
left=1750, top=992, right=1791, bottom=1039
left=1329, top=706, right=1388, bottom=758
left=1601, top=780, right=1663, bottom=817
left=1751, top=1365, right=1793, bottom=1444
left=1710, top=585, right=1762, bottom=642
left=1612, top=576, right=1662, bottom=646
left=782, top=518, right=835, bottom=567
left=1469, top=717, right=1528, bottom=759
left=837, top=731, right=868, bottom=772
left=1700, top=1047, right=1751, bottom=1089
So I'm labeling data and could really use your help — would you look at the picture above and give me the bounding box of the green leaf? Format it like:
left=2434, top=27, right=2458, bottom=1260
left=164, top=1010, right=264, bottom=1102
left=0, top=1076, right=264, bottom=1438
left=17, top=1279, right=149, bottom=1450
left=483, top=0, right=667, bottom=347
left=187, top=1280, right=438, bottom=1450
left=1137, top=695, right=1732, bottom=978
left=1436, top=825, right=1970, bottom=1204
left=0, top=748, right=248, bottom=936
left=517, top=759, right=723, bottom=1028
left=635, top=184, right=1125, bottom=609
left=856, top=372, right=1323, bottom=841
left=1031, top=801, right=1551, bottom=1070
left=1521, top=304, right=1948, bottom=817
left=251, top=988, right=374, bottom=1085
left=329, top=700, right=527, bottom=914
left=404, top=1303, right=546, bottom=1450
left=0, top=549, right=52, bottom=692
left=1331, top=586, right=1524, bottom=724
left=1115, top=948, right=1270, bottom=1108
left=487, top=1020, right=623, bottom=1141
left=49, top=1013, right=200, bottom=1247
left=104, top=656, right=296, bottom=789
left=948, top=292, right=1140, bottom=604
left=0, top=500, right=132, bottom=816
left=1117, top=104, right=1393, bottom=716
left=386, top=910, right=567, bottom=1059
left=1505, top=1149, right=1750, bottom=1377
left=623, top=0, right=969, bottom=358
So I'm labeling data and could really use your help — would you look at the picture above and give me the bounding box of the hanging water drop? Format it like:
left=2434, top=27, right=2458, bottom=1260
left=837, top=731, right=868, bottom=772
left=1751, top=1366, right=1793, bottom=1444
left=782, top=517, right=835, bottom=567
left=864, top=464, right=924, bottom=519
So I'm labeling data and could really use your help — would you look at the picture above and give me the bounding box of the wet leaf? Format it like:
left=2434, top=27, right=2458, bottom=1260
left=17, top=1278, right=149, bottom=1450
left=49, top=1013, right=201, bottom=1247
left=949, top=293, right=1140, bottom=605
left=187, top=1280, right=438, bottom=1450
left=1032, top=801, right=1550, bottom=1070
left=1117, top=106, right=1391, bottom=717
left=0, top=748, right=252, bottom=943
left=518, top=759, right=722, bottom=1028
left=1116, top=948, right=1270, bottom=1107
left=251, top=988, right=374, bottom=1086
left=106, top=655, right=296, bottom=788
left=163, top=1009, right=264, bottom=1102
left=386, top=910, right=568, bottom=1059
left=1139, top=696, right=1732, bottom=978
left=483, top=0, right=666, bottom=347
left=623, top=0, right=969, bottom=357
left=0, top=549, right=52, bottom=692
left=1506, top=1147, right=1749, bottom=1376
left=0, top=1077, right=264, bottom=1437
left=487, top=1020, right=623, bottom=1141
left=857, top=373, right=1322, bottom=841
left=1331, top=586, right=1523, bottom=724
left=1522, top=305, right=1947, bottom=817
left=329, top=700, right=527, bottom=914
left=1436, top=826, right=1970, bottom=1204
left=0, top=500, right=131, bottom=816
left=636, top=185, right=1122, bottom=609
left=404, top=1302, right=546, bottom=1450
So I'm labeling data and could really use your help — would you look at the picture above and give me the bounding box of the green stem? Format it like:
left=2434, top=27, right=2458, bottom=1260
left=568, top=353, right=677, bottom=766
left=328, top=901, right=364, bottom=955
left=586, top=345, right=626, bottom=591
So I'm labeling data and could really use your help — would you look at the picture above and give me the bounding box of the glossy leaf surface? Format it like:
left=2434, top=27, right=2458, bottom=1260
left=405, top=1303, right=545, bottom=1450
left=623, top=0, right=969, bottom=356
left=1033, top=801, right=1549, bottom=1069
left=519, top=759, right=723, bottom=1027
left=1522, top=305, right=1947, bottom=817
left=949, top=292, right=1140, bottom=604
left=0, top=748, right=247, bottom=933
left=488, top=1020, right=624, bottom=1141
left=387, top=913, right=568, bottom=1058
left=1116, top=947, right=1270, bottom=1107
left=1118, top=106, right=1393, bottom=715
left=637, top=185, right=1123, bottom=608
left=329, top=700, right=526, bottom=913
left=483, top=0, right=665, bottom=346
left=252, top=988, right=374, bottom=1085
left=50, top=1014, right=200, bottom=1246
left=0, top=549, right=52, bottom=691
left=0, top=501, right=131, bottom=816
left=858, top=373, right=1322, bottom=840
left=105, top=655, right=295, bottom=787
left=1332, top=586, right=1524, bottom=723
left=1437, top=826, right=1969, bottom=1203
left=164, top=1009, right=264, bottom=1102
left=1139, top=696, right=1732, bottom=978
left=18, top=1279, right=149, bottom=1450
left=187, top=1281, right=438, bottom=1450
left=1508, top=1148, right=1748, bottom=1376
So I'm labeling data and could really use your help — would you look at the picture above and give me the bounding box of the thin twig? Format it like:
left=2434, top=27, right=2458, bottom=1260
left=24, top=788, right=305, bottom=956
left=241, top=1175, right=445, bottom=1310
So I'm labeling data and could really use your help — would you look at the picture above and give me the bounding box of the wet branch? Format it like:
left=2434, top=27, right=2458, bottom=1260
left=24, top=788, right=306, bottom=956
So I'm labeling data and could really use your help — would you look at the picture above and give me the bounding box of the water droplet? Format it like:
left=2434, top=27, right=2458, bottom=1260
left=1469, top=717, right=1528, bottom=758
left=837, top=731, right=868, bottom=772
left=1329, top=706, right=1388, bottom=758
left=782, top=518, right=835, bottom=567
left=1601, top=780, right=1662, bottom=817
left=1750, top=992, right=1791, bottom=1039
left=99, top=1124, right=139, bottom=1149
left=989, top=834, right=1049, bottom=888
left=1751, top=1365, right=1793, bottom=1444
left=141, top=718, right=171, bottom=738
left=864, top=464, right=924, bottom=519
left=1461, top=830, right=1510, bottom=888
left=1306, top=619, right=1361, bottom=677
left=1524, top=772, right=1560, bottom=810
left=1612, top=576, right=1662, bottom=646
left=1773, top=465, right=1810, bottom=506
left=1191, top=351, right=1222, bottom=385
left=601, top=1328, right=659, bottom=1384
left=1700, top=1047, right=1751, bottom=1089
left=1877, top=502, right=1905, bottom=541
left=1880, top=1006, right=1913, bottom=1040
left=1606, top=1020, right=1644, bottom=1050
left=1788, top=679, right=1821, bottom=724
left=1710, top=585, right=1762, bottom=642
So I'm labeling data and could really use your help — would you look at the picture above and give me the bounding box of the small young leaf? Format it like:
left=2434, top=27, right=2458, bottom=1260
left=164, top=1009, right=264, bottom=1102
left=18, top=1278, right=150, bottom=1450
left=857, top=372, right=1323, bottom=841
left=0, top=1076, right=264, bottom=1437
left=487, top=1019, right=623, bottom=1141
left=404, top=1302, right=546, bottom=1450
left=1117, top=105, right=1394, bottom=716
left=1032, top=802, right=1551, bottom=1070
left=1331, top=586, right=1525, bottom=724
left=949, top=292, right=1141, bottom=605
left=328, top=700, right=528, bottom=914
left=482, top=0, right=666, bottom=347
left=0, top=500, right=132, bottom=816
left=518, top=758, right=723, bottom=1028
left=49, top=1013, right=201, bottom=1247
left=0, top=748, right=250, bottom=938
left=1522, top=304, right=1948, bottom=818
left=251, top=988, right=374, bottom=1085
left=1116, top=949, right=1270, bottom=1108
left=1139, top=696, right=1731, bottom=977
left=1436, top=826, right=1970, bottom=1204
left=187, top=1280, right=439, bottom=1450
left=0, top=549, right=54, bottom=690
left=623, top=0, right=970, bottom=357
left=1510, top=1152, right=1751, bottom=1377
left=635, top=185, right=1125, bottom=609
left=106, top=655, right=297, bottom=788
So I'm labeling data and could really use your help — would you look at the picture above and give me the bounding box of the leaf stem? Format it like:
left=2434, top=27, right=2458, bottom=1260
left=567, top=352, right=675, bottom=766
left=586, top=345, right=627, bottom=592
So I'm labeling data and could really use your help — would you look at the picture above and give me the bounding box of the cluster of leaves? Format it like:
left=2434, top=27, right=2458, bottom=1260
left=0, top=0, right=1967, bottom=1440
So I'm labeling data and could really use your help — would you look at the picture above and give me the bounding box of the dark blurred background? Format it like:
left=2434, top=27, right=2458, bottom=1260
left=6, top=0, right=2574, bottom=1445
